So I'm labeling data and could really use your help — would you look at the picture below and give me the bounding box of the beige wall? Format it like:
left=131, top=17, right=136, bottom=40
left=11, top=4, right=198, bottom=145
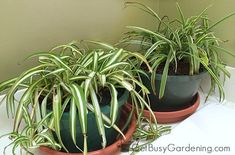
left=159, top=0, right=235, bottom=67
left=0, top=0, right=159, bottom=81
left=2, top=0, right=235, bottom=82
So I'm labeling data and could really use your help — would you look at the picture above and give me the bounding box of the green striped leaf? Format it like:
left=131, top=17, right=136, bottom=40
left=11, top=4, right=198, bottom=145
left=87, top=103, right=125, bottom=139
left=51, top=44, right=83, bottom=56
left=53, top=85, right=68, bottom=152
left=108, top=84, right=118, bottom=127
left=127, top=51, right=153, bottom=72
left=69, top=83, right=88, bottom=154
left=84, top=40, right=115, bottom=50
left=100, top=62, right=129, bottom=74
left=0, top=78, right=17, bottom=92
left=27, top=53, right=72, bottom=72
left=89, top=86, right=106, bottom=148
left=69, top=76, right=90, bottom=81
left=207, top=12, right=235, bottom=31
left=126, top=26, right=172, bottom=43
left=159, top=52, right=172, bottom=99
left=97, top=74, right=106, bottom=87
left=13, top=84, right=35, bottom=132
left=7, top=65, right=49, bottom=116
left=176, top=3, right=185, bottom=26
left=69, top=98, right=78, bottom=146
left=105, top=49, right=123, bottom=67
left=84, top=71, right=96, bottom=97
left=41, top=93, right=50, bottom=119
left=145, top=41, right=166, bottom=58
left=151, top=57, right=166, bottom=95
left=93, top=51, right=99, bottom=71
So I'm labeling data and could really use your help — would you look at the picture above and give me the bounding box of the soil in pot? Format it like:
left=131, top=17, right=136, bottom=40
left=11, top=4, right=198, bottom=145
left=40, top=104, right=136, bottom=155
left=42, top=89, right=129, bottom=153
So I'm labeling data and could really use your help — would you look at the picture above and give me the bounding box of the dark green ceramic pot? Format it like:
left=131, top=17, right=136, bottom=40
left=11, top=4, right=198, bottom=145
left=142, top=72, right=207, bottom=111
left=53, top=90, right=129, bottom=153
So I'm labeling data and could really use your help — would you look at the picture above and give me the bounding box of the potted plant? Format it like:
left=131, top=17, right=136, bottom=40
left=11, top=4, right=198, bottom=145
left=120, top=2, right=235, bottom=123
left=0, top=41, right=168, bottom=155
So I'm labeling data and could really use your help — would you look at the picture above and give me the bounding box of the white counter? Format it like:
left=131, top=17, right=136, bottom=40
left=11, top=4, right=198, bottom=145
left=1, top=92, right=235, bottom=155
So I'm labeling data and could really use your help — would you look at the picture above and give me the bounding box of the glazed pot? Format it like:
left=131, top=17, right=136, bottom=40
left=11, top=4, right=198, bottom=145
left=45, top=90, right=129, bottom=153
left=142, top=72, right=207, bottom=111
left=40, top=104, right=136, bottom=155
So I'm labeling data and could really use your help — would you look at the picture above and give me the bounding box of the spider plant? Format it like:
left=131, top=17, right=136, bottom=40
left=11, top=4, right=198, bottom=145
left=0, top=41, right=168, bottom=155
left=121, top=2, right=235, bottom=101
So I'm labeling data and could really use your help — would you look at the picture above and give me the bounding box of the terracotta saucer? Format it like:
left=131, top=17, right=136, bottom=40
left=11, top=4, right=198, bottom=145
left=143, top=93, right=200, bottom=124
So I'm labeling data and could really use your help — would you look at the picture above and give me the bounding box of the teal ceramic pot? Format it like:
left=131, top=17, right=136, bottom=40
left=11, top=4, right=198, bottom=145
left=142, top=72, right=207, bottom=111
left=52, top=90, right=129, bottom=153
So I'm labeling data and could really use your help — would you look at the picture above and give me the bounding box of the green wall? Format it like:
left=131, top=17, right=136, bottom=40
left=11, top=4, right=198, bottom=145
left=0, top=0, right=159, bottom=81
left=159, top=0, right=235, bottom=67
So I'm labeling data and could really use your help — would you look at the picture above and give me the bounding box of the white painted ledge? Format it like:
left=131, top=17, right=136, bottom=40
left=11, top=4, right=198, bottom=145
left=136, top=95, right=235, bottom=155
